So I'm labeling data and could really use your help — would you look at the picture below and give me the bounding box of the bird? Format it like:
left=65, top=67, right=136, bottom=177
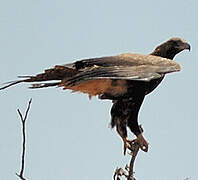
left=0, top=37, right=190, bottom=154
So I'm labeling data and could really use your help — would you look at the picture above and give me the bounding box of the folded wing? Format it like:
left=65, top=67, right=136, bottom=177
left=64, top=53, right=180, bottom=86
left=0, top=53, right=180, bottom=95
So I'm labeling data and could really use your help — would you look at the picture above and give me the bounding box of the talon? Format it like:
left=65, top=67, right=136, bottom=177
left=121, top=134, right=148, bottom=155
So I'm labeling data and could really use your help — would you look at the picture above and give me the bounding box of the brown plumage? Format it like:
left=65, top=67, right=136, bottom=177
left=0, top=37, right=190, bottom=153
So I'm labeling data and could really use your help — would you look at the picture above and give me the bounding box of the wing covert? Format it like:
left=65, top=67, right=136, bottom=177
left=66, top=58, right=180, bottom=86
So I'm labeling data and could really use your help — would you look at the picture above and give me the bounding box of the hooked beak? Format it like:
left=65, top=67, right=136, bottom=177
left=182, top=42, right=191, bottom=51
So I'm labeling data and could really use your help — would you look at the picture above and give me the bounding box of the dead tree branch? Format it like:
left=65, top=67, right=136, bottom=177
left=113, top=126, right=144, bottom=180
left=113, top=142, right=139, bottom=180
left=16, top=98, right=32, bottom=180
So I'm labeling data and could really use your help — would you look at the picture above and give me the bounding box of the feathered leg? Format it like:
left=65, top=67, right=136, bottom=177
left=126, top=95, right=149, bottom=152
left=111, top=96, right=149, bottom=154
left=111, top=100, right=132, bottom=155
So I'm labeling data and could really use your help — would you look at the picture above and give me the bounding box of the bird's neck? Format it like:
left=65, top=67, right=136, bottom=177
left=150, top=42, right=182, bottom=60
left=150, top=48, right=176, bottom=60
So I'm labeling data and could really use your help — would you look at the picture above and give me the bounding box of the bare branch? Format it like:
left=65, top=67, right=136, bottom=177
left=16, top=98, right=32, bottom=180
left=113, top=126, right=144, bottom=180
left=127, top=141, right=139, bottom=180
left=113, top=142, right=140, bottom=180
left=184, top=177, right=191, bottom=180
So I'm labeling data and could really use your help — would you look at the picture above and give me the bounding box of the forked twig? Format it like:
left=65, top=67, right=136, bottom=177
left=16, top=99, right=32, bottom=180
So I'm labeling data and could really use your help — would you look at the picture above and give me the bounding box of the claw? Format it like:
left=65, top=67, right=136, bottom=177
left=122, top=134, right=148, bottom=155
left=122, top=134, right=149, bottom=155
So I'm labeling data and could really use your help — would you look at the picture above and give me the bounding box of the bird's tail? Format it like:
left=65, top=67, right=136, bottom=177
left=0, top=65, right=78, bottom=90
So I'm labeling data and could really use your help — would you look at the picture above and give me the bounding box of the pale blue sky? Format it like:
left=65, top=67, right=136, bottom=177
left=0, top=0, right=197, bottom=180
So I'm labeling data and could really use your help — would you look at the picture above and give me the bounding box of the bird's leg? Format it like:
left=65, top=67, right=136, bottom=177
left=131, top=133, right=148, bottom=152
left=125, top=125, right=148, bottom=153
left=125, top=95, right=149, bottom=152
left=115, top=118, right=148, bottom=153
left=116, top=131, right=131, bottom=155
left=122, top=134, right=148, bottom=154
left=122, top=137, right=132, bottom=155
left=113, top=116, right=130, bottom=155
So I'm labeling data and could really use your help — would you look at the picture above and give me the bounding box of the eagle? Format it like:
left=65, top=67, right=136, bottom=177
left=0, top=37, right=190, bottom=154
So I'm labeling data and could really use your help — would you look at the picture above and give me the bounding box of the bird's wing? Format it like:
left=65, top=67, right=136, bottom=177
left=0, top=53, right=180, bottom=92
left=63, top=53, right=180, bottom=70
left=65, top=53, right=181, bottom=86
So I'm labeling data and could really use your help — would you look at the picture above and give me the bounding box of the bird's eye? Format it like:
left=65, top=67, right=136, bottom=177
left=171, top=41, right=180, bottom=49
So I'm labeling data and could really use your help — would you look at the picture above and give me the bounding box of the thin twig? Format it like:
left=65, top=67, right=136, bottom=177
left=16, top=99, right=32, bottom=180
left=184, top=178, right=191, bottom=180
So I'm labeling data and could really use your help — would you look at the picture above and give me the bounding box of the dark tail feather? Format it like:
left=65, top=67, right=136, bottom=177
left=0, top=65, right=78, bottom=90
left=17, top=75, right=34, bottom=78
left=0, top=79, right=60, bottom=90
left=0, top=80, right=25, bottom=90
left=29, top=82, right=60, bottom=89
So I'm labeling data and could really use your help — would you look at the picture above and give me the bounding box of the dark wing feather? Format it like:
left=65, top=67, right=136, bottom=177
left=66, top=53, right=180, bottom=86
left=63, top=53, right=180, bottom=70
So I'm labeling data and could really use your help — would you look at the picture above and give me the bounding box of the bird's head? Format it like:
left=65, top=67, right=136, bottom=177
left=151, top=37, right=191, bottom=59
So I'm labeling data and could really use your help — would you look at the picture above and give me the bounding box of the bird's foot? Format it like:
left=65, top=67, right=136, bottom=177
left=122, top=138, right=132, bottom=155
left=122, top=134, right=148, bottom=155
left=133, top=133, right=148, bottom=152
